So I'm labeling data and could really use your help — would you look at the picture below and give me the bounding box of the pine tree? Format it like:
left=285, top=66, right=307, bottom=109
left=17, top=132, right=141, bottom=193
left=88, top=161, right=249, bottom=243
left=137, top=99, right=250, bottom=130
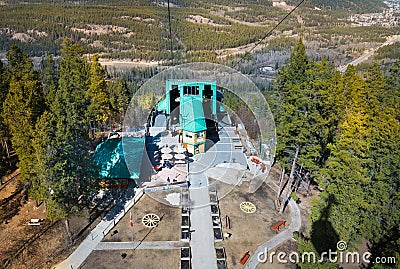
left=363, top=63, right=400, bottom=264
left=110, top=78, right=130, bottom=126
left=275, top=39, right=310, bottom=172
left=114, top=78, right=130, bottom=114
left=41, top=54, right=58, bottom=108
left=33, top=40, right=99, bottom=230
left=87, top=54, right=110, bottom=129
left=0, top=60, right=10, bottom=175
left=3, top=45, right=45, bottom=183
left=274, top=39, right=332, bottom=212
left=320, top=63, right=400, bottom=246
left=298, top=62, right=400, bottom=267
left=382, top=61, right=400, bottom=120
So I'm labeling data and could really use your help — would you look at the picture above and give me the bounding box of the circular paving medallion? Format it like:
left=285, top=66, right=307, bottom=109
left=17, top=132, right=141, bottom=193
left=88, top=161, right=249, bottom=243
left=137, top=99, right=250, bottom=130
left=240, top=201, right=256, bottom=213
left=142, top=214, right=161, bottom=228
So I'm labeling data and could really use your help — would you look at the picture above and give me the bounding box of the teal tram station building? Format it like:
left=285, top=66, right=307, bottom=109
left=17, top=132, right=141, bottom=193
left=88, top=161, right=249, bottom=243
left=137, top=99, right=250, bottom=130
left=156, top=80, right=219, bottom=155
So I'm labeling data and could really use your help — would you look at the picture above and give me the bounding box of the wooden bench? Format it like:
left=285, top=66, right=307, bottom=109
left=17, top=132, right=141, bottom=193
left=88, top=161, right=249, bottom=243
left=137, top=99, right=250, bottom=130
left=271, top=221, right=286, bottom=232
left=233, top=143, right=243, bottom=150
left=232, top=137, right=241, bottom=143
left=27, top=218, right=45, bottom=226
left=225, top=215, right=231, bottom=229
left=251, top=157, right=260, bottom=164
left=239, top=251, right=250, bottom=265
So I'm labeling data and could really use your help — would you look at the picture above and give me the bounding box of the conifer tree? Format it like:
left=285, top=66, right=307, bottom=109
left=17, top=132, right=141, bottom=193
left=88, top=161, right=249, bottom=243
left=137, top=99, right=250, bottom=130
left=110, top=78, right=130, bottom=126
left=275, top=39, right=331, bottom=212
left=32, top=40, right=99, bottom=232
left=41, top=54, right=58, bottom=108
left=87, top=54, right=110, bottom=128
left=3, top=45, right=44, bottom=183
left=0, top=61, right=10, bottom=174
left=275, top=39, right=310, bottom=172
left=320, top=63, right=400, bottom=246
left=297, top=63, right=400, bottom=267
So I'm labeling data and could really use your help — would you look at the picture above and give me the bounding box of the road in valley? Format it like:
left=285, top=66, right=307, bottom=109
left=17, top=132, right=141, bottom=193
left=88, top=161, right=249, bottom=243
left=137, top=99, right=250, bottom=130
left=338, top=35, right=400, bottom=72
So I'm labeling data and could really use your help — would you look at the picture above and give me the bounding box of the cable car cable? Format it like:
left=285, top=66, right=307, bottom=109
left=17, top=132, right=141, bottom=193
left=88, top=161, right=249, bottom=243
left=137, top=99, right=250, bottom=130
left=234, top=0, right=306, bottom=68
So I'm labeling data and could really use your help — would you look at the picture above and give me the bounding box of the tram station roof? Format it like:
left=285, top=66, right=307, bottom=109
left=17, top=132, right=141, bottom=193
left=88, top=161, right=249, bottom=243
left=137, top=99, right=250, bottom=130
left=180, top=97, right=207, bottom=133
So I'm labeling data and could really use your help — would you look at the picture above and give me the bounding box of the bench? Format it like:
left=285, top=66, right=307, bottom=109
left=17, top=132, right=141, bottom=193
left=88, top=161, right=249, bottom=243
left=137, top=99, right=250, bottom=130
left=225, top=215, right=231, bottom=229
left=232, top=137, right=240, bottom=143
left=251, top=157, right=260, bottom=164
left=27, top=218, right=45, bottom=226
left=239, top=251, right=250, bottom=265
left=271, top=221, right=286, bottom=232
left=233, top=142, right=243, bottom=150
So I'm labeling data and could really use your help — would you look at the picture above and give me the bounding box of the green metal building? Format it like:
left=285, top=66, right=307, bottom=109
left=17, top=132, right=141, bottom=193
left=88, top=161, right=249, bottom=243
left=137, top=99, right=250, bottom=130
left=157, top=80, right=218, bottom=154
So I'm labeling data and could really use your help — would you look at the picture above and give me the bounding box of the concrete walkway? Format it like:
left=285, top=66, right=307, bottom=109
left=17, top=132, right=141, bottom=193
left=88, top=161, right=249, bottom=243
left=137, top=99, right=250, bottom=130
left=244, top=198, right=302, bottom=269
left=55, top=188, right=144, bottom=269
left=187, top=124, right=249, bottom=269
left=95, top=241, right=187, bottom=250
left=189, top=173, right=218, bottom=269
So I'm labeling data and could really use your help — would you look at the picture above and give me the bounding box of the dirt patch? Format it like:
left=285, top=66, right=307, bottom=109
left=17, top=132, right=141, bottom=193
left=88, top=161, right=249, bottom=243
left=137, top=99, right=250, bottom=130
left=0, top=170, right=20, bottom=200
left=11, top=33, right=32, bottom=42
left=217, top=181, right=291, bottom=269
left=272, top=1, right=295, bottom=11
left=80, top=249, right=180, bottom=269
left=0, top=199, right=66, bottom=269
left=0, top=173, right=109, bottom=268
left=103, top=192, right=181, bottom=242
left=186, top=15, right=230, bottom=27
left=71, top=24, right=129, bottom=36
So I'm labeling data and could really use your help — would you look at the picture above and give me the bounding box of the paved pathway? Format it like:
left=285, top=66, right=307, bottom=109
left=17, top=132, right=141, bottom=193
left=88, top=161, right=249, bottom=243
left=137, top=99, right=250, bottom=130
left=55, top=188, right=144, bottom=269
left=244, top=198, right=301, bottom=269
left=95, top=241, right=187, bottom=250
left=188, top=173, right=218, bottom=269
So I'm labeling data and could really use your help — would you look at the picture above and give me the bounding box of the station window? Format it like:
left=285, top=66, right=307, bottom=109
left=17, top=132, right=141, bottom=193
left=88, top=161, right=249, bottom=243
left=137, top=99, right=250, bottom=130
left=183, top=85, right=199, bottom=96
left=196, top=132, right=204, bottom=138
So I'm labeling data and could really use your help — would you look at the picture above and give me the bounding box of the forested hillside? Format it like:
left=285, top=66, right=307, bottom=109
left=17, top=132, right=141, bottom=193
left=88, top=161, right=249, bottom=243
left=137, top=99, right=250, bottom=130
left=0, top=0, right=398, bottom=64
left=285, top=0, right=386, bottom=12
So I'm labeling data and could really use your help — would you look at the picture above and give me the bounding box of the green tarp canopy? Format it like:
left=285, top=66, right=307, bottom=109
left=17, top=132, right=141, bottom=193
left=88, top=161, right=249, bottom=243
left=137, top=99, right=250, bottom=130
left=180, top=97, right=207, bottom=133
left=92, top=137, right=144, bottom=179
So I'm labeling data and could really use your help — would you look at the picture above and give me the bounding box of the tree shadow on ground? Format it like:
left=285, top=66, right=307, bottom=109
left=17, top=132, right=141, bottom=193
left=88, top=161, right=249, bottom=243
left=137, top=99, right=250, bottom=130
left=310, top=199, right=339, bottom=255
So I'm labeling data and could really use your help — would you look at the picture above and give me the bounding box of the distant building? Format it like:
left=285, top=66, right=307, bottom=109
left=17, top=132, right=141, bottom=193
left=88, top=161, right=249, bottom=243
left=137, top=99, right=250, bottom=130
left=258, top=65, right=276, bottom=76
